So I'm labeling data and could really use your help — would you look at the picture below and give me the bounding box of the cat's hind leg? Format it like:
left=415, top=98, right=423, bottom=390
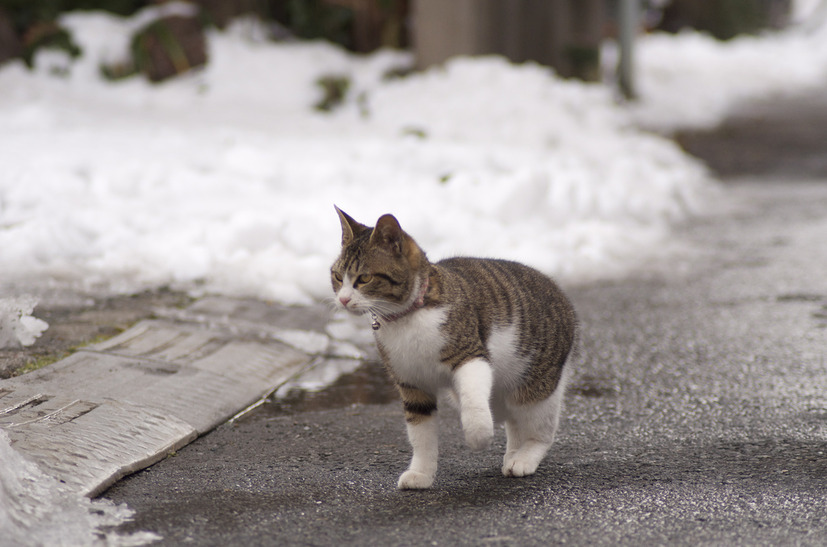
left=502, top=378, right=567, bottom=477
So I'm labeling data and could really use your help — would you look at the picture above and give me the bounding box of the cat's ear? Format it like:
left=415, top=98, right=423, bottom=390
left=335, top=205, right=368, bottom=247
left=370, top=214, right=405, bottom=256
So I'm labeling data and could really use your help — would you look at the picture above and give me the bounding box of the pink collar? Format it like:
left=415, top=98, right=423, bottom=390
left=371, top=277, right=429, bottom=330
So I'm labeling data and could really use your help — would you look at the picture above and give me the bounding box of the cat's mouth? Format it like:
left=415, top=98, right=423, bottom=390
left=337, top=300, right=380, bottom=316
left=340, top=299, right=408, bottom=321
left=340, top=303, right=368, bottom=316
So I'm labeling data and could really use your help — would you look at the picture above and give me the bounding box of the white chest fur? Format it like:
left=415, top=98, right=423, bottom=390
left=374, top=307, right=450, bottom=394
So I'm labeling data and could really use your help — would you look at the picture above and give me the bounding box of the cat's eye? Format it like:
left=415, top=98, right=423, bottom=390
left=355, top=274, right=373, bottom=286
left=332, top=272, right=343, bottom=283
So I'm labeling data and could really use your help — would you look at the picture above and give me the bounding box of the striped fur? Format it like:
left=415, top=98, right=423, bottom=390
left=332, top=207, right=577, bottom=488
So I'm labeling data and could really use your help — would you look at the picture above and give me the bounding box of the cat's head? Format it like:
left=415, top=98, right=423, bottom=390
left=331, top=206, right=429, bottom=318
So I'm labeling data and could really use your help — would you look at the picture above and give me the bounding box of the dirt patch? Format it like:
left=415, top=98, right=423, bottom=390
left=0, top=288, right=194, bottom=379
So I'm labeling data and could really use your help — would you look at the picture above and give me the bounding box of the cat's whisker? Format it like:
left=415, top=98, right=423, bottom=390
left=321, top=296, right=338, bottom=309
left=368, top=302, right=406, bottom=318
left=367, top=301, right=396, bottom=314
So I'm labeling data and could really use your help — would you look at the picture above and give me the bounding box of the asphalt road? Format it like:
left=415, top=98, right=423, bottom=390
left=102, top=189, right=827, bottom=545
left=102, top=93, right=827, bottom=545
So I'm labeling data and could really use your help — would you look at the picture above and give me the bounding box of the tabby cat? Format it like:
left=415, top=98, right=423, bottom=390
left=331, top=207, right=577, bottom=489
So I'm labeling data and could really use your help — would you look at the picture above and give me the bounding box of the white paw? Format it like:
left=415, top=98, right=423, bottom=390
left=397, top=470, right=434, bottom=490
left=502, top=455, right=540, bottom=477
left=463, top=419, right=494, bottom=451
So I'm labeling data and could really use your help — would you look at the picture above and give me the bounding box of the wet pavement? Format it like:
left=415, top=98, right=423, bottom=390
left=676, top=88, right=827, bottom=178
left=99, top=90, right=827, bottom=545
left=0, top=289, right=194, bottom=379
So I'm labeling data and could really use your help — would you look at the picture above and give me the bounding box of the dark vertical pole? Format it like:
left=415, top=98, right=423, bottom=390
left=618, top=0, right=639, bottom=100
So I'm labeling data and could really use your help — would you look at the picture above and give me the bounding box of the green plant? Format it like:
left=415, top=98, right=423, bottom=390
left=314, top=74, right=350, bottom=112
left=1, top=0, right=148, bottom=68
left=287, top=0, right=353, bottom=48
left=14, top=351, right=68, bottom=376
left=20, top=21, right=81, bottom=66
left=0, top=0, right=147, bottom=30
left=12, top=329, right=122, bottom=377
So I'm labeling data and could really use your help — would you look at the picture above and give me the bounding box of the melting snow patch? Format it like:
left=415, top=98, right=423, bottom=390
left=0, top=429, right=160, bottom=546
left=0, top=296, right=49, bottom=349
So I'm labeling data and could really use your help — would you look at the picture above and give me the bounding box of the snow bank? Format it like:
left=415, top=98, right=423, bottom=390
left=2, top=5, right=826, bottom=303
left=0, top=297, right=48, bottom=349
left=632, top=6, right=827, bottom=131
left=0, top=10, right=714, bottom=305
left=0, top=430, right=158, bottom=546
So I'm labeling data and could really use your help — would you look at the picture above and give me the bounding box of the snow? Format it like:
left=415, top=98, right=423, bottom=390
left=2, top=6, right=826, bottom=309
left=0, top=296, right=49, bottom=349
left=631, top=2, right=827, bottom=131
left=0, top=11, right=715, bottom=309
left=0, top=429, right=159, bottom=546
left=1, top=3, right=826, bottom=544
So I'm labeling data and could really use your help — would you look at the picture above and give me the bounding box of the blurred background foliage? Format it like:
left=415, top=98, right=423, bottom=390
left=0, top=0, right=791, bottom=81
left=0, top=0, right=408, bottom=74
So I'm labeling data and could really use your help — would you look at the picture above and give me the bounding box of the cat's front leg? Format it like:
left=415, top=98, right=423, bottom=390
left=398, top=415, right=439, bottom=489
left=453, top=358, right=494, bottom=450
left=397, top=385, right=439, bottom=489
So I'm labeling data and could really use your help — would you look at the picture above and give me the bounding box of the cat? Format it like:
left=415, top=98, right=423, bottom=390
left=331, top=206, right=577, bottom=489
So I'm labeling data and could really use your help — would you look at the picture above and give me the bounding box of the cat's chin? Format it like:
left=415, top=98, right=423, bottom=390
left=339, top=305, right=368, bottom=316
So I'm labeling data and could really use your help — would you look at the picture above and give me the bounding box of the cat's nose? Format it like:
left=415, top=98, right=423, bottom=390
left=339, top=296, right=351, bottom=307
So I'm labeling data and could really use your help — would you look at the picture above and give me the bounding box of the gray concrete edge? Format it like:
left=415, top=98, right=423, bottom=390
left=0, top=297, right=354, bottom=498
